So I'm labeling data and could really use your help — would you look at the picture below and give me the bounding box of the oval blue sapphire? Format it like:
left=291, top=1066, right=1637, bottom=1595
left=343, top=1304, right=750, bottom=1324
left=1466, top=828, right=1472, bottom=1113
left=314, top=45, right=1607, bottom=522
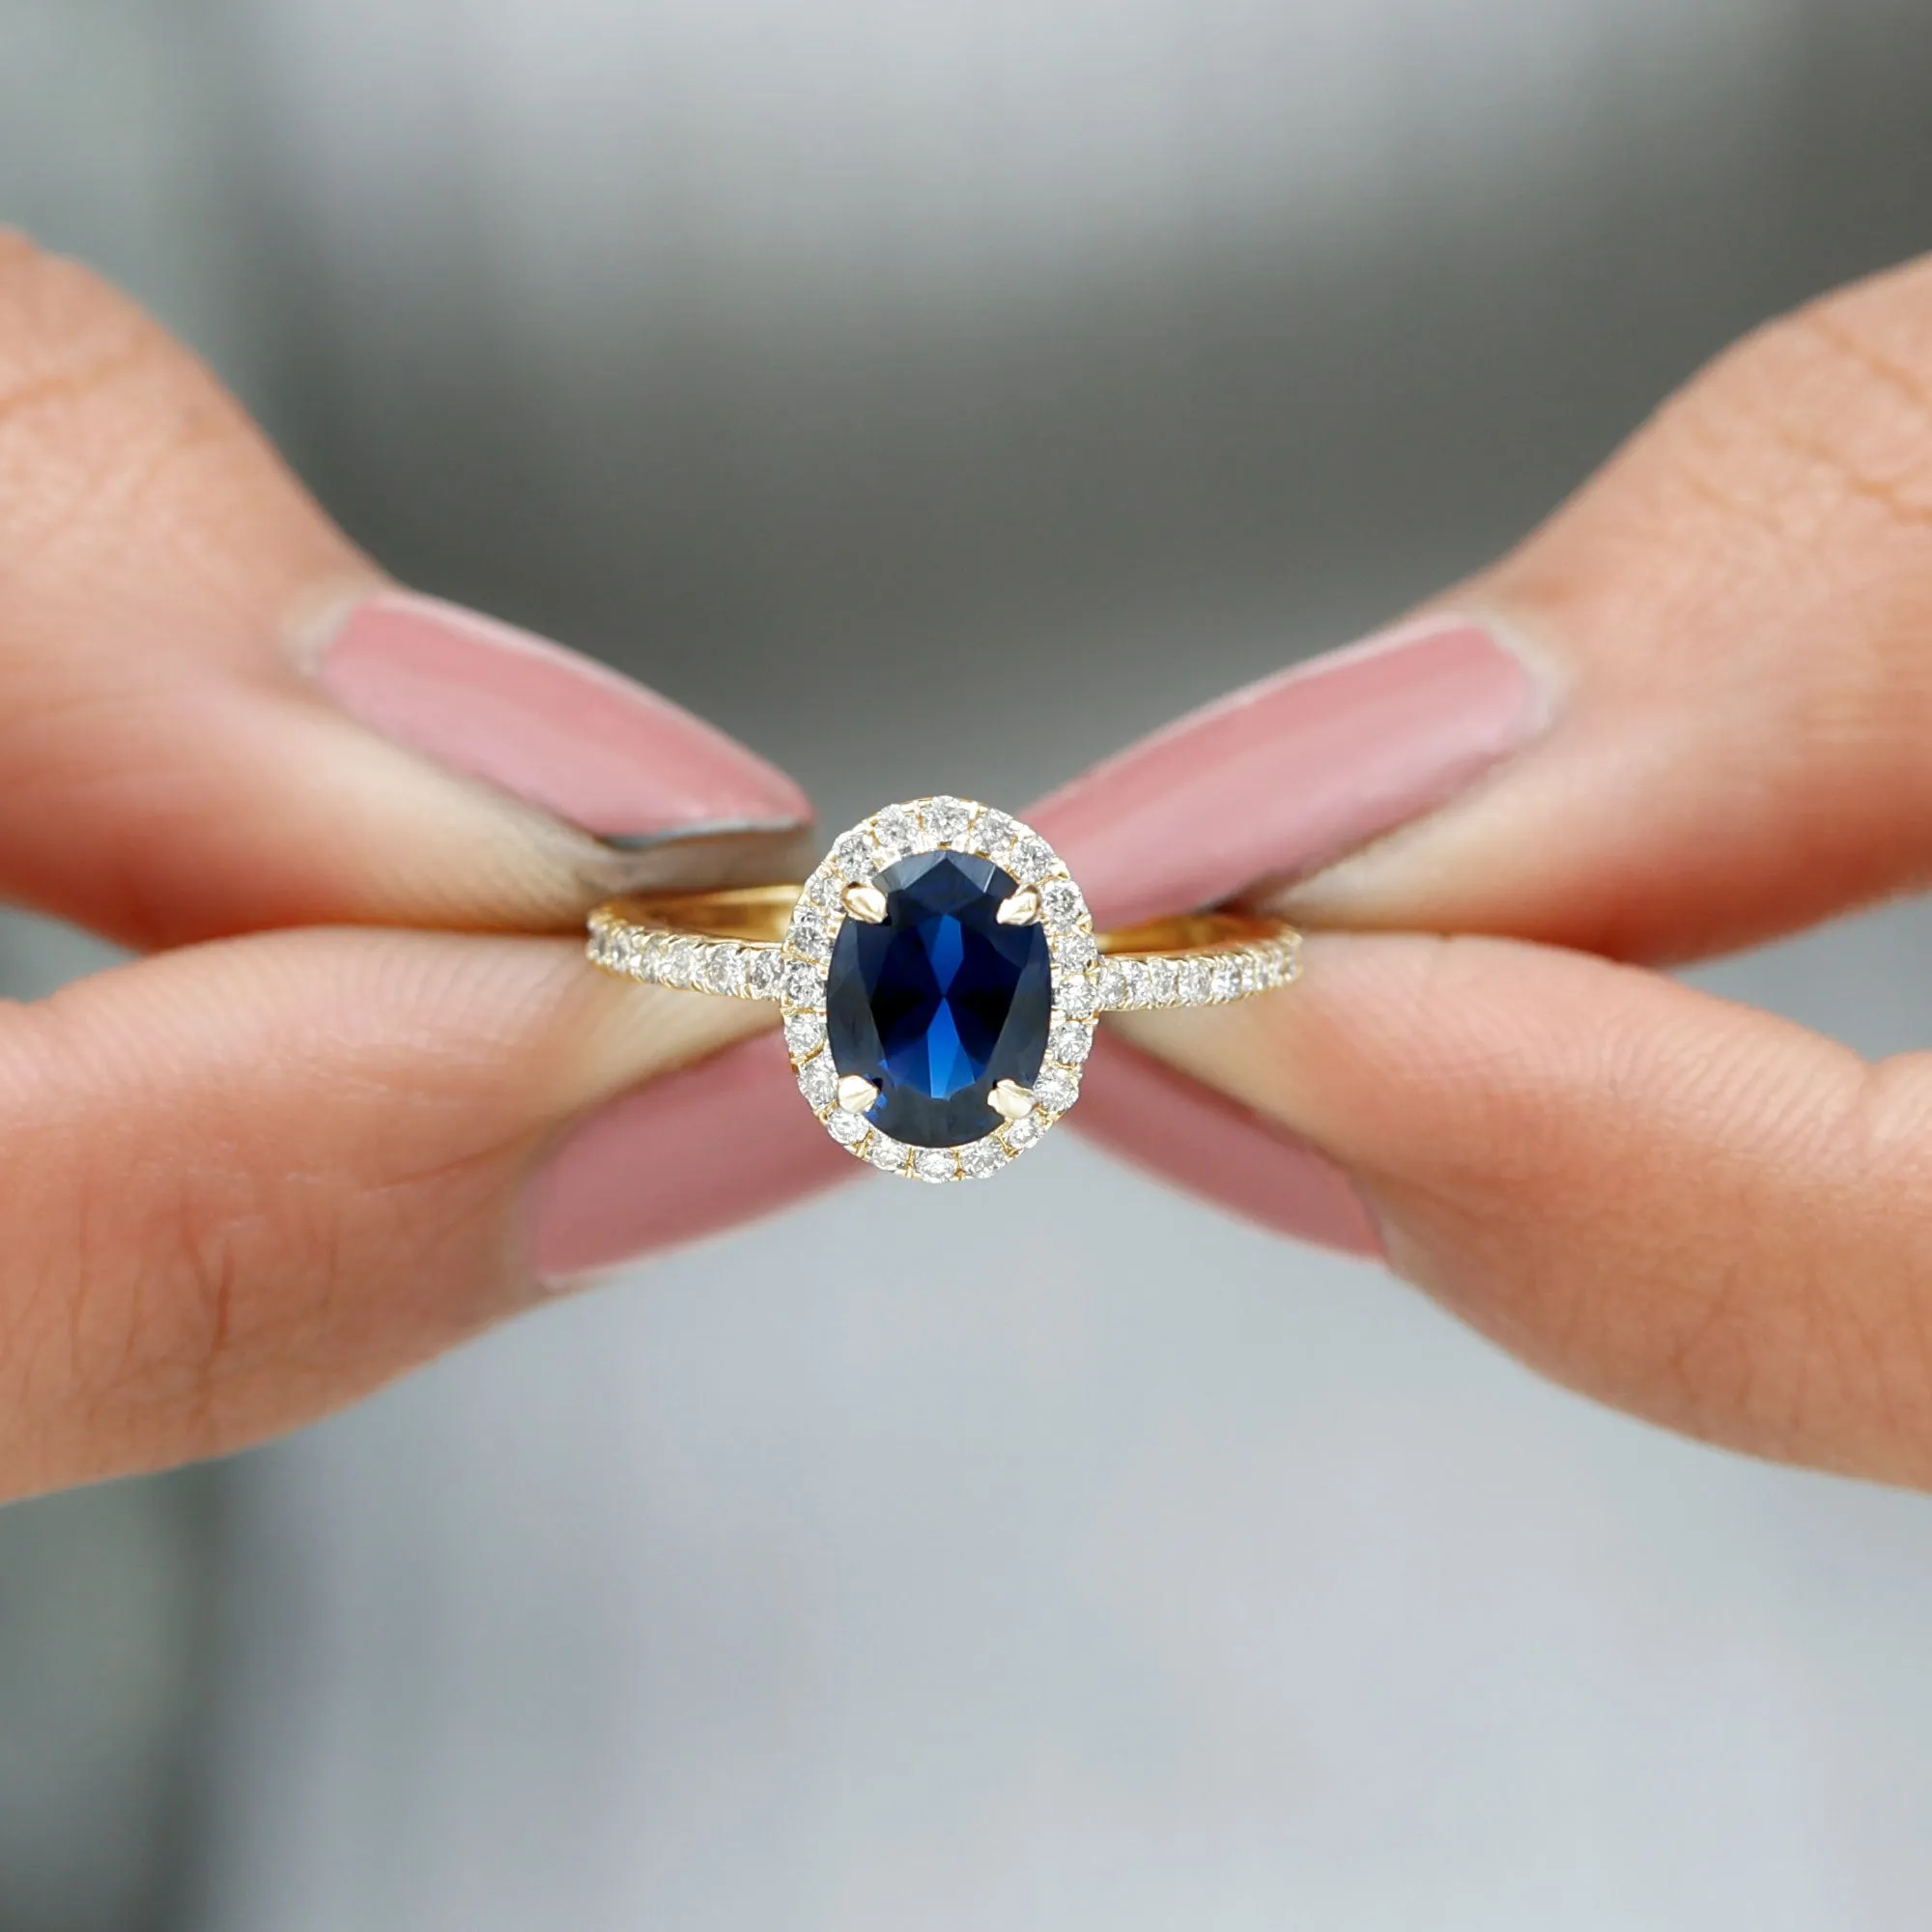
left=827, top=850, right=1052, bottom=1148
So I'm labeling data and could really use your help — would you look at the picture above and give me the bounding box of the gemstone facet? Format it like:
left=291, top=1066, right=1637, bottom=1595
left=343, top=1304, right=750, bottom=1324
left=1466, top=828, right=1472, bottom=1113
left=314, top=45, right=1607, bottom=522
left=827, top=849, right=1052, bottom=1148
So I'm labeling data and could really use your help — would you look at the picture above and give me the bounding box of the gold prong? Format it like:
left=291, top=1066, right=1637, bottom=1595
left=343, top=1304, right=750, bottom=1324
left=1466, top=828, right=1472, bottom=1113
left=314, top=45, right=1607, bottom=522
left=842, top=883, right=888, bottom=923
left=989, top=1079, right=1035, bottom=1122
left=837, top=1074, right=879, bottom=1113
left=996, top=888, right=1041, bottom=925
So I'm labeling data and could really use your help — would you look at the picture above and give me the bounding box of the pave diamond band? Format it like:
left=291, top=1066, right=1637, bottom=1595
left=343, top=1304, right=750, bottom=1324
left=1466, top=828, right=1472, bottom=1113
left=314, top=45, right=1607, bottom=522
left=585, top=898, right=1300, bottom=1011
left=586, top=797, right=1299, bottom=1181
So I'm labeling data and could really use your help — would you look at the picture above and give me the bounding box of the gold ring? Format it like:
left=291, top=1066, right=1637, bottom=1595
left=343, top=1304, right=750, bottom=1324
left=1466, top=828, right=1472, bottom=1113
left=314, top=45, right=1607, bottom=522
left=587, top=796, right=1299, bottom=1182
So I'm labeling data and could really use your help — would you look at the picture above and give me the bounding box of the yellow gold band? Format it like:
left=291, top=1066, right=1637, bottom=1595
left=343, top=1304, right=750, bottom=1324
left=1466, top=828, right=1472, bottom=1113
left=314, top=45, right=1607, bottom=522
left=587, top=887, right=1300, bottom=1011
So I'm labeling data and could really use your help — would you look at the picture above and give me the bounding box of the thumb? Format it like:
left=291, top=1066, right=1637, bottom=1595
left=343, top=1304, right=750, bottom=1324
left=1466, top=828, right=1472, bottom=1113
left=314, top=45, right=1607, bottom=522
left=1108, top=933, right=1932, bottom=1487
left=0, top=928, right=844, bottom=1501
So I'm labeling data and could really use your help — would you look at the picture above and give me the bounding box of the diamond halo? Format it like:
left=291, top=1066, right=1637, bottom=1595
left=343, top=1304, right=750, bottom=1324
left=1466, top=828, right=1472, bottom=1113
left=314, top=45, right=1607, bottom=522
left=782, top=797, right=1095, bottom=1180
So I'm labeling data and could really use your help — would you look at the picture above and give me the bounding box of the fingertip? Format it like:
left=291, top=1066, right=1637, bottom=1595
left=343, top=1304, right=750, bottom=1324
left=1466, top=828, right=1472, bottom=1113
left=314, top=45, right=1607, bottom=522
left=307, top=590, right=813, bottom=845
left=1029, top=615, right=1547, bottom=931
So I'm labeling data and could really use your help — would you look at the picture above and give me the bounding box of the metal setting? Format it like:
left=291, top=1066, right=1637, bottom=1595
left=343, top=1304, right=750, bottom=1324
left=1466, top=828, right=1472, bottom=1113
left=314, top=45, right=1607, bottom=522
left=836, top=1074, right=880, bottom=1113
left=988, top=1079, right=1036, bottom=1122
left=585, top=796, right=1301, bottom=1181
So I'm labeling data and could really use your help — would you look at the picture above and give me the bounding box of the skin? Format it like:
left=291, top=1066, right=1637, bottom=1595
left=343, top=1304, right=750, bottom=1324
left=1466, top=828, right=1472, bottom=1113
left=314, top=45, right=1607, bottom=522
left=7, top=231, right=1932, bottom=1497
left=1118, top=256, right=1932, bottom=1490
left=0, top=236, right=774, bottom=1495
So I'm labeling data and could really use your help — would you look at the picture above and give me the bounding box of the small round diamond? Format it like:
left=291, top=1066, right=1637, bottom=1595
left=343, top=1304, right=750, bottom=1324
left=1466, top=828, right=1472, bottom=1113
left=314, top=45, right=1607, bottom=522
left=958, top=1138, right=1007, bottom=1179
left=1057, top=976, right=1096, bottom=1019
left=663, top=939, right=699, bottom=989
left=870, top=806, right=919, bottom=863
left=1239, top=952, right=1263, bottom=996
left=1005, top=1113, right=1045, bottom=1152
left=1054, top=930, right=1097, bottom=971
left=1211, top=958, right=1241, bottom=1003
left=789, top=908, right=832, bottom=960
left=782, top=961, right=824, bottom=1008
left=830, top=831, right=875, bottom=880
left=745, top=949, right=781, bottom=1000
left=864, top=1132, right=908, bottom=1172
left=1096, top=959, right=1131, bottom=1008
left=705, top=944, right=745, bottom=996
left=1040, top=879, right=1085, bottom=929
left=1147, top=959, right=1179, bottom=1007
left=798, top=1052, right=839, bottom=1109
left=1180, top=958, right=1215, bottom=1005
left=634, top=932, right=668, bottom=981
left=1010, top=836, right=1058, bottom=885
left=923, top=796, right=975, bottom=845
left=783, top=1011, right=826, bottom=1058
left=827, top=1109, right=868, bottom=1146
left=976, top=810, right=1019, bottom=858
left=1033, top=1065, right=1078, bottom=1114
left=1049, top=1022, right=1094, bottom=1065
left=806, top=868, right=845, bottom=911
left=912, top=1149, right=956, bottom=1183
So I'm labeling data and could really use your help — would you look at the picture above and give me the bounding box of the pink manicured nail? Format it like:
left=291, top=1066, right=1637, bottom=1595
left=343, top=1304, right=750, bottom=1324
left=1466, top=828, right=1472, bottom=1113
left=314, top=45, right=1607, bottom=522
left=1030, top=615, right=1545, bottom=929
left=526, top=1033, right=854, bottom=1282
left=1074, top=1031, right=1382, bottom=1256
left=315, top=590, right=810, bottom=840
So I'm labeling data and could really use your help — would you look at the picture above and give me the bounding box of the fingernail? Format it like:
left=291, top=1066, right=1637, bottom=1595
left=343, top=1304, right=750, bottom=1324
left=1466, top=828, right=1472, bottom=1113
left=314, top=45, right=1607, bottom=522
left=1069, top=1031, right=1383, bottom=1256
left=526, top=1032, right=854, bottom=1282
left=1030, top=614, right=1547, bottom=929
left=311, top=589, right=810, bottom=843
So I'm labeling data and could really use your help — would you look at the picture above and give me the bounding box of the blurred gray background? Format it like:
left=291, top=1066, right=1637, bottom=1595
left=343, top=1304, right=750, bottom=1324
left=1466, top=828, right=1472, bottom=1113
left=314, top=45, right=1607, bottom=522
left=4, top=1, right=1932, bottom=1926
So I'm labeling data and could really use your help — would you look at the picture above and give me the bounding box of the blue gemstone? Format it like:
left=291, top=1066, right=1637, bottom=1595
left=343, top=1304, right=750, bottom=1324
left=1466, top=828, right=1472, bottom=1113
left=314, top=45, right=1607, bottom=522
left=827, top=850, right=1052, bottom=1148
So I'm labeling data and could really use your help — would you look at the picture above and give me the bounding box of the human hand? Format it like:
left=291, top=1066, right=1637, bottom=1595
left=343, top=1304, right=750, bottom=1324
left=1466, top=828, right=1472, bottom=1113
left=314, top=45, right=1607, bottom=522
left=21, top=230, right=1932, bottom=1504
left=0, top=236, right=845, bottom=1502
left=1035, top=254, right=1932, bottom=1490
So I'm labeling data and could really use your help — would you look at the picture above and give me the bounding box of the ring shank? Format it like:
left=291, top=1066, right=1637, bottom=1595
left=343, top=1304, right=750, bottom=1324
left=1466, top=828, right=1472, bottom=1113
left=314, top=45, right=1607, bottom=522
left=1094, top=908, right=1289, bottom=955
left=588, top=887, right=1300, bottom=1009
left=602, top=885, right=800, bottom=945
